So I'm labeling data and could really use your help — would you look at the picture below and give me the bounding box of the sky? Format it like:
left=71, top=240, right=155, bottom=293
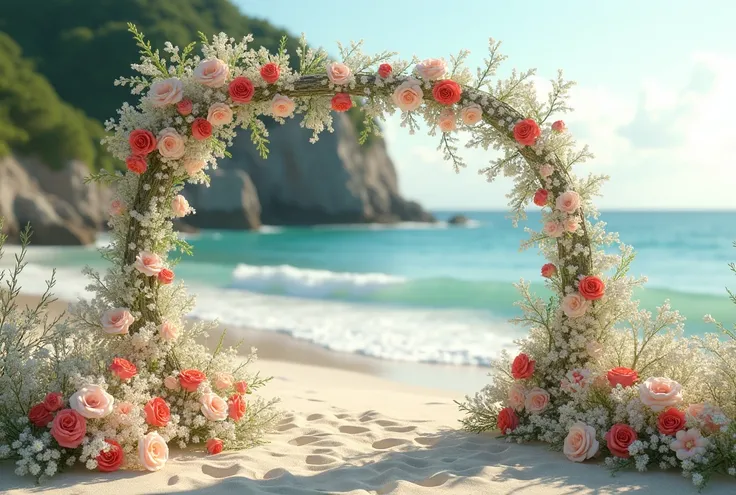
left=234, top=0, right=736, bottom=210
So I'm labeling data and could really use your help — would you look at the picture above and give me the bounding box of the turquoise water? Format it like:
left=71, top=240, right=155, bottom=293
left=14, top=211, right=736, bottom=366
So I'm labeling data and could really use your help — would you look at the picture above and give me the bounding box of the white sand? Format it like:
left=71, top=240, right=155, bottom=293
left=1, top=359, right=733, bottom=494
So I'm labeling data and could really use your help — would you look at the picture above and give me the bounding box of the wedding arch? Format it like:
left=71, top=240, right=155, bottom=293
left=1, top=25, right=734, bottom=488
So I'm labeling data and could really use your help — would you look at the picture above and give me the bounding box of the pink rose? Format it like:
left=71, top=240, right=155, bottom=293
left=605, top=423, right=637, bottom=458
left=539, top=163, right=554, bottom=178
left=561, top=293, right=589, bottom=318
left=564, top=217, right=580, bottom=233
left=552, top=120, right=566, bottom=133
left=177, top=99, right=193, bottom=116
left=157, top=268, right=174, bottom=285
left=179, top=369, right=206, bottom=392
left=193, top=58, right=229, bottom=88
left=460, top=104, right=483, bottom=125
left=128, top=129, right=157, bottom=156
left=28, top=403, right=54, bottom=427
left=70, top=384, right=114, bottom=419
left=686, top=403, right=724, bottom=433
left=213, top=372, right=233, bottom=391
left=260, top=63, right=280, bottom=84
left=148, top=78, right=183, bottom=107
left=134, top=250, right=164, bottom=276
left=377, top=63, right=392, bottom=78
left=564, top=422, right=599, bottom=462
left=43, top=392, right=64, bottom=412
left=172, top=195, right=190, bottom=218
left=116, top=402, right=133, bottom=415
left=497, top=407, right=519, bottom=434
left=392, top=79, right=424, bottom=112
left=543, top=221, right=564, bottom=238
left=271, top=94, right=295, bottom=118
left=556, top=191, right=581, bottom=213
left=607, top=367, right=638, bottom=388
left=507, top=383, right=526, bottom=411
left=415, top=58, right=446, bottom=80
left=586, top=341, right=604, bottom=359
left=144, top=397, right=170, bottom=427
left=228, top=76, right=254, bottom=103
left=207, top=102, right=234, bottom=127
left=234, top=381, right=248, bottom=394
left=163, top=376, right=180, bottom=391
left=206, top=438, right=223, bottom=455
left=126, top=155, right=147, bottom=175
left=513, top=119, right=541, bottom=146
left=228, top=394, right=246, bottom=422
left=437, top=109, right=456, bottom=132
left=541, top=263, right=557, bottom=278
left=51, top=409, right=87, bottom=448
left=578, top=276, right=605, bottom=300
left=657, top=408, right=686, bottom=435
left=109, top=199, right=125, bottom=216
left=200, top=393, right=228, bottom=421
left=109, top=357, right=137, bottom=381
left=138, top=432, right=169, bottom=471
left=160, top=321, right=179, bottom=341
left=525, top=387, right=550, bottom=413
left=533, top=189, right=548, bottom=207
left=639, top=377, right=683, bottom=412
left=511, top=353, right=535, bottom=380
left=326, top=62, right=351, bottom=85
left=100, top=308, right=135, bottom=335
left=157, top=128, right=186, bottom=159
left=191, top=118, right=213, bottom=140
left=184, top=159, right=206, bottom=176
left=670, top=428, right=708, bottom=460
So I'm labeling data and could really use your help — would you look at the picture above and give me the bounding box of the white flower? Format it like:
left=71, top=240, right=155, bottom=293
left=670, top=429, right=708, bottom=460
left=100, top=308, right=135, bottom=335
left=193, top=59, right=229, bottom=88
left=148, top=78, right=183, bottom=107
left=561, top=293, right=589, bottom=318
left=200, top=393, right=228, bottom=421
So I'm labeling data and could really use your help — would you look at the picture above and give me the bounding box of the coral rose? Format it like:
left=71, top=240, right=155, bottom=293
left=228, top=76, right=255, bottom=103
left=541, top=263, right=557, bottom=278
left=139, top=432, right=169, bottom=471
left=134, top=250, right=164, bottom=276
left=109, top=358, right=137, bottom=381
left=513, top=119, right=541, bottom=146
left=392, top=79, right=424, bottom=112
left=176, top=98, right=193, bottom=116
left=563, top=422, right=599, bottom=462
left=497, top=407, right=519, bottom=434
left=564, top=217, right=580, bottom=233
left=605, top=423, right=637, bottom=458
left=148, top=78, right=183, bottom=108
left=207, top=102, right=234, bottom=127
left=533, top=189, right=548, bottom=207
left=507, top=383, right=526, bottom=411
left=260, top=62, right=281, bottom=84
left=228, top=394, right=246, bottom=422
left=157, top=128, right=186, bottom=159
left=163, top=376, right=180, bottom=391
left=128, top=129, right=157, bottom=156
left=157, top=268, right=174, bottom=285
left=552, top=120, right=566, bottom=133
left=179, top=369, right=206, bottom=392
left=206, top=438, right=224, bottom=455
left=686, top=403, right=725, bottom=433
left=378, top=63, right=392, bottom=78
left=144, top=397, right=171, bottom=427
left=159, top=321, right=179, bottom=341
left=437, top=109, right=456, bottom=132
left=271, top=94, right=296, bottom=118
left=331, top=93, right=352, bottom=112
left=125, top=155, right=147, bottom=175
left=28, top=403, right=54, bottom=427
left=200, top=392, right=229, bottom=421
left=96, top=439, right=124, bottom=472
left=578, top=276, right=605, bottom=300
left=43, top=392, right=64, bottom=412
left=556, top=191, right=581, bottom=213
left=670, top=428, right=708, bottom=460
left=432, top=80, right=462, bottom=106
left=511, top=353, right=535, bottom=380
left=525, top=387, right=550, bottom=414
left=109, top=199, right=125, bottom=216
left=539, top=163, right=554, bottom=178
left=607, top=367, right=638, bottom=388
left=543, top=221, right=565, bottom=238
left=326, top=62, right=352, bottom=85
left=184, top=159, right=206, bottom=176
left=234, top=381, right=248, bottom=394
left=639, top=377, right=683, bottom=412
left=213, top=372, right=233, bottom=391
left=191, top=117, right=213, bottom=140
left=658, top=407, right=686, bottom=435
left=561, top=293, right=589, bottom=318
left=194, top=58, right=229, bottom=88
left=172, top=194, right=190, bottom=218
left=460, top=103, right=482, bottom=125
left=100, top=308, right=135, bottom=335
left=415, top=58, right=446, bottom=80
left=51, top=409, right=87, bottom=448
left=70, top=384, right=114, bottom=419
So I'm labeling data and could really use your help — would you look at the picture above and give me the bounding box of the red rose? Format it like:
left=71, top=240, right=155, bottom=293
left=51, top=409, right=87, bottom=448
left=157, top=268, right=174, bottom=285
left=657, top=407, right=686, bottom=436
left=126, top=155, right=148, bottom=175
left=260, top=63, right=280, bottom=84
left=109, top=357, right=137, bottom=380
left=605, top=423, right=637, bottom=458
left=497, top=407, right=519, bottom=434
left=511, top=353, right=535, bottom=380
left=378, top=63, right=392, bottom=78
left=228, top=394, right=246, bottom=422
left=179, top=369, right=207, bottom=392
left=541, top=263, right=557, bottom=278
left=206, top=438, right=223, bottom=455
left=43, top=392, right=64, bottom=412
left=607, top=367, right=638, bottom=388
left=176, top=99, right=193, bottom=116
left=28, top=403, right=54, bottom=427
left=228, top=76, right=255, bottom=103
left=331, top=93, right=352, bottom=112
left=191, top=118, right=213, bottom=140
left=128, top=129, right=157, bottom=155
left=552, top=120, right=566, bottom=133
left=533, top=189, right=548, bottom=207
left=96, top=439, right=124, bottom=472
left=144, top=397, right=170, bottom=427
left=578, top=276, right=605, bottom=300
left=513, top=119, right=541, bottom=146
left=432, top=80, right=462, bottom=106
left=234, top=381, right=248, bottom=394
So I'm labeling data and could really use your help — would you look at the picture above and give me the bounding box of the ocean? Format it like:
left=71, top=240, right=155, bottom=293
left=7, top=211, right=735, bottom=367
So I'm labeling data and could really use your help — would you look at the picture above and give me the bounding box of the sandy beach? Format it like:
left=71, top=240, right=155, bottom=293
left=1, top=295, right=733, bottom=494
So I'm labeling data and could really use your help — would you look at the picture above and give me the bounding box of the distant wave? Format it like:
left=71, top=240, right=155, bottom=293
left=310, top=220, right=481, bottom=231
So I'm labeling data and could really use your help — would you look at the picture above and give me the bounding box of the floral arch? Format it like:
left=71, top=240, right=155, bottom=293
left=1, top=25, right=735, bottom=488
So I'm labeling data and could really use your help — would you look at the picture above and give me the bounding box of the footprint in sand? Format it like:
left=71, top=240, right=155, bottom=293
left=414, top=472, right=453, bottom=488
left=338, top=425, right=371, bottom=434
left=385, top=425, right=416, bottom=433
left=263, top=468, right=289, bottom=480
left=201, top=464, right=241, bottom=478
left=167, top=475, right=179, bottom=486
left=372, top=438, right=409, bottom=449
left=305, top=454, right=337, bottom=465
left=276, top=422, right=299, bottom=432
left=375, top=419, right=399, bottom=427
left=414, top=436, right=442, bottom=447
left=306, top=413, right=325, bottom=421
left=288, top=435, right=321, bottom=446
